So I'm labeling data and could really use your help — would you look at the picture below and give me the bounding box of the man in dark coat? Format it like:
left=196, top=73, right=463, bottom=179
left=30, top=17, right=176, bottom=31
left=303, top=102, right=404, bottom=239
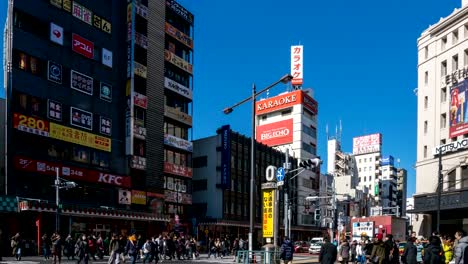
left=402, top=237, right=417, bottom=264
left=319, top=237, right=338, bottom=264
left=280, top=237, right=294, bottom=264
left=424, top=236, right=445, bottom=264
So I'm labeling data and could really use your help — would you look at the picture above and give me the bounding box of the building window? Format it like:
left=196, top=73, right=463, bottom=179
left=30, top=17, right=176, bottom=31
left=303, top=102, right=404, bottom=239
left=423, top=146, right=427, bottom=158
left=364, top=176, right=367, bottom=182
left=364, top=167, right=367, bottom=172
left=452, top=137, right=457, bottom=142
left=281, top=109, right=292, bottom=116
left=462, top=166, right=468, bottom=188
left=364, top=158, right=367, bottom=162
left=424, top=71, right=429, bottom=86
left=453, top=54, right=459, bottom=71
left=441, top=61, right=447, bottom=77
left=441, top=139, right=446, bottom=145
left=441, top=88, right=447, bottom=102
left=465, top=49, right=468, bottom=66
left=359, top=168, right=361, bottom=172
left=193, top=179, right=207, bottom=191
left=441, top=37, right=447, bottom=50
left=441, top=113, right=447, bottom=129
left=448, top=170, right=456, bottom=191
left=424, top=96, right=429, bottom=108
left=424, top=121, right=428, bottom=134
left=425, top=46, right=429, bottom=59
left=193, top=156, right=207, bottom=168
left=453, top=30, right=459, bottom=44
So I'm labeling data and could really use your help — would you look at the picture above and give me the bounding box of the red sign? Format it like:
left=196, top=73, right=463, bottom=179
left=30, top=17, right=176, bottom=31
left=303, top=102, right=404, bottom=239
left=256, top=119, right=293, bottom=147
left=255, top=90, right=301, bottom=115
left=72, top=33, right=94, bottom=59
left=164, top=162, right=192, bottom=178
left=14, top=156, right=131, bottom=188
left=134, top=92, right=148, bottom=109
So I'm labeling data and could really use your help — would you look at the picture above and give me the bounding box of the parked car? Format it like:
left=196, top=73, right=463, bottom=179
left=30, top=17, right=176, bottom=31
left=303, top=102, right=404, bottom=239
left=294, top=241, right=310, bottom=253
left=309, top=242, right=323, bottom=255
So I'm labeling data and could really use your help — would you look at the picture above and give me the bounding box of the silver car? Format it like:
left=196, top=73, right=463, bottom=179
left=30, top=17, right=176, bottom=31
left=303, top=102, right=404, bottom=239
left=308, top=242, right=322, bottom=254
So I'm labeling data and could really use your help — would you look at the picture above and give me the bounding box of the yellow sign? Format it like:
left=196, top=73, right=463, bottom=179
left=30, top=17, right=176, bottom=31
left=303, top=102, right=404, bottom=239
left=49, top=123, right=111, bottom=152
left=262, top=189, right=274, bottom=238
left=50, top=0, right=62, bottom=8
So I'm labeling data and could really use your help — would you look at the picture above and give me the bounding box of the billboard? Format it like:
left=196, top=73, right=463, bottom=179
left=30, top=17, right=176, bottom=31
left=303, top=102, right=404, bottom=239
left=49, top=123, right=111, bottom=152
left=72, top=33, right=94, bottom=59
left=262, top=189, right=275, bottom=238
left=220, top=125, right=231, bottom=189
left=164, top=134, right=193, bottom=152
left=381, top=155, right=394, bottom=166
left=450, top=79, right=468, bottom=138
left=352, top=133, right=382, bottom=155
left=291, top=45, right=303, bottom=86
left=352, top=221, right=374, bottom=241
left=256, top=119, right=293, bottom=147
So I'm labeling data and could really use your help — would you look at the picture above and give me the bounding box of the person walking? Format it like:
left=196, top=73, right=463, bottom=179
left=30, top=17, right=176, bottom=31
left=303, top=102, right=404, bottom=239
left=10, top=233, right=22, bottom=261
left=339, top=239, right=350, bottom=264
left=51, top=233, right=63, bottom=264
left=108, top=234, right=121, bottom=264
left=125, top=234, right=138, bottom=264
left=75, top=234, right=90, bottom=264
left=356, top=241, right=366, bottom=264
left=455, top=230, right=468, bottom=264
left=416, top=239, right=424, bottom=264
left=424, top=236, right=445, bottom=264
left=142, top=238, right=152, bottom=264
left=319, top=237, right=338, bottom=264
left=443, top=236, right=454, bottom=264
left=384, top=234, right=399, bottom=264
left=42, top=233, right=51, bottom=260
left=64, top=235, right=75, bottom=260
left=280, top=236, right=294, bottom=264
left=350, top=240, right=357, bottom=264
left=402, top=237, right=418, bottom=264
left=370, top=234, right=386, bottom=264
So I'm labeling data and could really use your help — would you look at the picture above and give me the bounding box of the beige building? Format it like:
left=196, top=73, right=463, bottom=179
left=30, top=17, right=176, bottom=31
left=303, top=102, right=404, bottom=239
left=413, top=0, right=468, bottom=235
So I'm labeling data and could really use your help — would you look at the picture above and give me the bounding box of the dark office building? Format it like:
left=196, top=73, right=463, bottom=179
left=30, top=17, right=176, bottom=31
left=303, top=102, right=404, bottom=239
left=2, top=0, right=194, bottom=239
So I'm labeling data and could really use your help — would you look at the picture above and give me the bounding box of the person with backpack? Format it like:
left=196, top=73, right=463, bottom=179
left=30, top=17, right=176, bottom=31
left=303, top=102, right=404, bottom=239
left=443, top=236, right=454, bottom=264
left=424, top=236, right=445, bottom=264
left=280, top=236, right=294, bottom=264
left=11, top=233, right=22, bottom=261
left=455, top=230, right=468, bottom=264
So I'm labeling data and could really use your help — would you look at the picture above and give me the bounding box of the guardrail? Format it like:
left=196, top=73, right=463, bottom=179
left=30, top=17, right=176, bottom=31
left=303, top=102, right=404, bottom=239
left=235, top=250, right=281, bottom=264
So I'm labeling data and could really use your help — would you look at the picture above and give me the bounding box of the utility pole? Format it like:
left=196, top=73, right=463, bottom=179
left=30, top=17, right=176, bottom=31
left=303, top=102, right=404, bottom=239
left=284, top=148, right=289, bottom=239
left=55, top=168, right=60, bottom=232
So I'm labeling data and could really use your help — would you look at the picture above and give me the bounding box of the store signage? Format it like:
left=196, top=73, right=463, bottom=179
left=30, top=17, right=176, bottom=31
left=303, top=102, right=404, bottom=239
left=118, top=189, right=131, bottom=204
left=352, top=133, right=382, bottom=155
left=165, top=22, right=193, bottom=49
left=134, top=124, right=146, bottom=140
left=450, top=80, right=468, bottom=138
left=220, top=125, right=231, bottom=189
left=166, top=0, right=194, bottom=25
left=49, top=122, right=111, bottom=152
left=92, top=15, right=111, bottom=34
left=134, top=61, right=147, bottom=78
left=164, top=162, right=192, bottom=178
left=70, top=107, right=93, bottom=131
left=291, top=45, right=303, bottom=86
left=433, top=138, right=468, bottom=156
left=132, top=190, right=147, bottom=205
left=164, top=77, right=192, bottom=99
left=164, top=134, right=193, bottom=152
left=352, top=222, right=374, bottom=241
left=262, top=189, right=274, bottom=238
left=135, top=4, right=148, bottom=19
left=47, top=61, right=62, bottom=84
left=72, top=1, right=92, bottom=25
left=256, top=119, right=293, bottom=147
left=100, top=116, right=112, bottom=136
left=47, top=100, right=63, bottom=121
left=72, top=33, right=94, bottom=59
left=131, top=156, right=146, bottom=170
left=14, top=156, right=130, bottom=187
left=381, top=156, right=394, bottom=166
left=164, top=106, right=192, bottom=126
left=134, top=92, right=148, bottom=109
left=255, top=90, right=301, bottom=115
left=100, top=82, right=112, bottom=102
left=164, top=50, right=193, bottom=74
left=303, top=92, right=318, bottom=114
left=50, top=22, right=63, bottom=45
left=135, top=32, right=148, bottom=49
left=102, top=48, right=113, bottom=68
left=13, top=113, right=50, bottom=137
left=445, top=66, right=468, bottom=85
left=71, top=70, right=93, bottom=95
left=50, top=0, right=63, bottom=9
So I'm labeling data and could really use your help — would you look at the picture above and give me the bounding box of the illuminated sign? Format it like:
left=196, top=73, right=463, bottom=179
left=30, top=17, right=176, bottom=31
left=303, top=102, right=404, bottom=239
left=71, top=70, right=93, bottom=95
left=72, top=33, right=94, bottom=59
left=164, top=50, right=193, bottom=74
left=164, top=106, right=192, bottom=126
left=100, top=116, right=112, bottom=136
left=262, top=189, right=274, bottom=238
left=134, top=61, right=147, bottom=78
left=131, top=156, right=147, bottom=170
left=13, top=113, right=50, bottom=137
left=70, top=107, right=93, bottom=131
left=164, top=162, right=192, bottom=178
left=166, top=0, right=194, bottom=25
left=352, top=133, right=382, bottom=155
left=165, top=22, right=193, bottom=49
left=164, top=77, right=192, bottom=100
left=256, top=119, right=293, bottom=147
left=47, top=100, right=63, bottom=121
left=49, top=123, right=111, bottom=152
left=100, top=82, right=112, bottom=102
left=47, top=61, right=62, bottom=84
left=72, top=1, right=93, bottom=25
left=291, top=45, right=303, bottom=86
left=164, top=134, right=193, bottom=152
left=134, top=92, right=148, bottom=109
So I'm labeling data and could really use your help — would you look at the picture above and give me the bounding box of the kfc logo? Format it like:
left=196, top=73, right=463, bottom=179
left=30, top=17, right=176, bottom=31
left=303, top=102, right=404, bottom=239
left=72, top=33, right=94, bottom=59
left=98, top=173, right=123, bottom=186
left=50, top=23, right=63, bottom=45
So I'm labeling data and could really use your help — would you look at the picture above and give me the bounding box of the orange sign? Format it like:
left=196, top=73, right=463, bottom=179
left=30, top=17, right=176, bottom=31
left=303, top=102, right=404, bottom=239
left=13, top=113, right=50, bottom=137
left=256, top=119, right=293, bottom=146
left=164, top=50, right=193, bottom=74
left=165, top=22, right=193, bottom=49
left=49, top=123, right=111, bottom=152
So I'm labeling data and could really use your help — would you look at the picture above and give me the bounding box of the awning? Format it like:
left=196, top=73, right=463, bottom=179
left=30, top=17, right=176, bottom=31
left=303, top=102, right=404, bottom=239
left=199, top=219, right=325, bottom=232
left=18, top=199, right=169, bottom=222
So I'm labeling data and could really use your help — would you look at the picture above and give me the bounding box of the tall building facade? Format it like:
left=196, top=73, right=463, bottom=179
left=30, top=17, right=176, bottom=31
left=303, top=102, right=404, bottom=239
left=397, top=168, right=407, bottom=217
left=413, top=0, right=468, bottom=235
left=255, top=88, right=319, bottom=226
left=2, top=0, right=194, bottom=238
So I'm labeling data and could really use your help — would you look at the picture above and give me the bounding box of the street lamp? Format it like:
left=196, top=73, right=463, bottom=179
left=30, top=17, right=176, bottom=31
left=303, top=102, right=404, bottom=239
left=54, top=168, right=78, bottom=232
left=223, top=74, right=293, bottom=252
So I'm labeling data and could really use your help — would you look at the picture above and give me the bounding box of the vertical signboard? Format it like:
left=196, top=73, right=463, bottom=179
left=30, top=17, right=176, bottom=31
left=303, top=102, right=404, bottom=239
left=291, top=45, right=303, bottom=86
left=220, top=125, right=231, bottom=189
left=262, top=189, right=274, bottom=238
left=450, top=80, right=468, bottom=138
left=125, top=0, right=136, bottom=155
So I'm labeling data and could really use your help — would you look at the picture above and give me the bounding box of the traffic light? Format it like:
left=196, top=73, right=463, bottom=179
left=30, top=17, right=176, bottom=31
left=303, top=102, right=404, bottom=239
left=300, top=157, right=322, bottom=169
left=314, top=209, right=321, bottom=221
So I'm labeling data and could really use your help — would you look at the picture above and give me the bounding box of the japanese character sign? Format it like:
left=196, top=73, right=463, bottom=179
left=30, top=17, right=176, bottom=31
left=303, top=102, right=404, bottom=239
left=290, top=45, right=303, bottom=86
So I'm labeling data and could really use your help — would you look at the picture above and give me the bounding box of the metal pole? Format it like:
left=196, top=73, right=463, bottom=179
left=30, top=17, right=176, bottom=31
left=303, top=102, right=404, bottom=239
left=249, top=83, right=256, bottom=253
left=284, top=193, right=288, bottom=237
left=55, top=168, right=60, bottom=232
left=274, top=188, right=278, bottom=247
left=437, top=153, right=442, bottom=233
left=284, top=148, right=289, bottom=239
left=288, top=206, right=291, bottom=239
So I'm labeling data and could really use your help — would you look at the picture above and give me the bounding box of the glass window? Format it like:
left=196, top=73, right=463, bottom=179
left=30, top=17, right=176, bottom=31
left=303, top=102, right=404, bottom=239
left=425, top=96, right=429, bottom=108
left=453, top=54, right=459, bottom=71
left=453, top=30, right=459, bottom=44
left=423, top=146, right=428, bottom=158
left=425, top=46, right=429, bottom=59
left=424, top=71, right=428, bottom=85
left=441, top=61, right=447, bottom=76
left=441, top=37, right=447, bottom=51
left=441, top=113, right=447, bottom=129
left=441, top=88, right=447, bottom=103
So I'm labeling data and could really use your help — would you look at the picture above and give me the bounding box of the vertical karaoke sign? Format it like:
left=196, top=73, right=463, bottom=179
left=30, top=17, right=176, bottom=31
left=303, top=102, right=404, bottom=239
left=125, top=0, right=135, bottom=155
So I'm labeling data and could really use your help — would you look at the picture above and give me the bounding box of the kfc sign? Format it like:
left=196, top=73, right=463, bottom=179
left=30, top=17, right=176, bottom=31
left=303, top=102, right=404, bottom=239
left=97, top=173, right=130, bottom=187
left=256, top=119, right=293, bottom=147
left=352, top=133, right=382, bottom=155
left=72, top=33, right=94, bottom=59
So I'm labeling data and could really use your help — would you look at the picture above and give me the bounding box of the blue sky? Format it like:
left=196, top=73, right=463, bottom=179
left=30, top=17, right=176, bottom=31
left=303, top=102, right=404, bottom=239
left=0, top=0, right=461, bottom=197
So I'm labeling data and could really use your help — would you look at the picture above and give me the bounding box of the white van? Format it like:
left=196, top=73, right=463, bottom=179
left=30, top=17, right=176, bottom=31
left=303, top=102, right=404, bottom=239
left=309, top=237, right=324, bottom=244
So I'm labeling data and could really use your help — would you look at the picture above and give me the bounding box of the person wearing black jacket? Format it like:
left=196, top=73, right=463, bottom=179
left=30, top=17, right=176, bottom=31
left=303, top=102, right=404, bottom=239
left=280, top=237, right=294, bottom=264
left=319, top=237, right=338, bottom=264
left=384, top=234, right=400, bottom=264
left=424, top=236, right=445, bottom=264
left=402, top=237, right=418, bottom=264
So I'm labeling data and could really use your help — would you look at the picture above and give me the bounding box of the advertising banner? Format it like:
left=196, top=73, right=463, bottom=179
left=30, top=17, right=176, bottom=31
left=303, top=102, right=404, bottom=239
left=134, top=61, right=147, bottom=78
left=71, top=70, right=93, bottom=95
left=13, top=113, right=50, bottom=137
left=125, top=0, right=135, bottom=156
left=220, top=125, right=231, bottom=189
left=381, top=156, right=394, bottom=166
left=164, top=162, right=192, bottom=178
left=130, top=156, right=146, bottom=170
left=100, top=116, right=112, bottom=136
left=92, top=15, right=112, bottom=34
left=164, top=134, right=193, bottom=152
left=262, top=189, right=274, bottom=238
left=164, top=50, right=193, bottom=74
left=135, top=32, right=148, bottom=49
left=72, top=2, right=93, bottom=25
left=134, top=92, right=148, bottom=109
left=14, top=156, right=130, bottom=187
left=134, top=124, right=146, bottom=140
left=131, top=190, right=147, bottom=205
left=352, top=222, right=374, bottom=241
left=70, top=107, right=93, bottom=131
left=72, top=33, right=94, bottom=59
left=255, top=90, right=302, bottom=115
left=164, top=106, right=192, bottom=126
left=450, top=80, right=468, bottom=138
left=48, top=61, right=62, bottom=84
left=135, top=4, right=148, bottom=19
left=352, top=133, right=382, bottom=155
left=100, top=82, right=112, bottom=102
left=164, top=77, right=192, bottom=99
left=118, top=189, right=131, bottom=205
left=165, top=22, right=193, bottom=49
left=291, top=45, right=303, bottom=86
left=50, top=23, right=63, bottom=45
left=256, top=119, right=293, bottom=147
left=48, top=100, right=63, bottom=121
left=102, top=48, right=113, bottom=68
left=49, top=123, right=111, bottom=152
left=166, top=0, right=194, bottom=25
